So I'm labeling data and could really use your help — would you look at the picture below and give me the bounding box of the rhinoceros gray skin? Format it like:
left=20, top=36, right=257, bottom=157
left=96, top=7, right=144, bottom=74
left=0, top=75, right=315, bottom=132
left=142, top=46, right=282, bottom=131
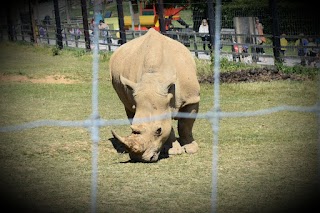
left=109, top=28, right=200, bottom=162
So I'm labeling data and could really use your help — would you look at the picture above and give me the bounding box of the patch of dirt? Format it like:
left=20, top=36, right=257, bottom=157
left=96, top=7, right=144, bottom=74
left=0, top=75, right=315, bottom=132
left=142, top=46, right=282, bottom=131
left=198, top=68, right=311, bottom=84
left=0, top=74, right=78, bottom=84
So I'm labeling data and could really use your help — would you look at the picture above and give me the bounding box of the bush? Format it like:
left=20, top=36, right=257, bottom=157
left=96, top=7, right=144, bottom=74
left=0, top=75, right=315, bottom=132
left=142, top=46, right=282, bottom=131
left=51, top=46, right=60, bottom=56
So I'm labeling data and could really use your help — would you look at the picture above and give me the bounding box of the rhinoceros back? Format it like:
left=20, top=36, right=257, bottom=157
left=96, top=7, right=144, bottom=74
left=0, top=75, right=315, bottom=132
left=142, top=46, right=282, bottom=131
left=109, top=28, right=200, bottom=111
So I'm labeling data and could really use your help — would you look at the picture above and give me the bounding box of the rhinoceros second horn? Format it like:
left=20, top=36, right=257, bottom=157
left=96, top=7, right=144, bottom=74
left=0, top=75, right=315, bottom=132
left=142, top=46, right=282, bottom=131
left=111, top=129, right=130, bottom=148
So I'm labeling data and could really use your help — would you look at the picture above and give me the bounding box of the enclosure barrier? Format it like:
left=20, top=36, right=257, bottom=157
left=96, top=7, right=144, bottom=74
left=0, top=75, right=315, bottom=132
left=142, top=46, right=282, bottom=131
left=1, top=1, right=319, bottom=213
left=2, top=0, right=319, bottom=66
left=7, top=21, right=319, bottom=65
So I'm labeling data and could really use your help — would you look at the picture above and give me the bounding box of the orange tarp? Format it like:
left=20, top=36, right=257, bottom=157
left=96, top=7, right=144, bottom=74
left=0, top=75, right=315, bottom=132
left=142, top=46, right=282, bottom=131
left=164, top=7, right=183, bottom=20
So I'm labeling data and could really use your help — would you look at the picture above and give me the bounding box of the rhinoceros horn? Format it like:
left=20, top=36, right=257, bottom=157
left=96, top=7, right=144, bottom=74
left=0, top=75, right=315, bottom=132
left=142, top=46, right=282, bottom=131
left=111, top=130, right=131, bottom=149
left=112, top=129, right=146, bottom=154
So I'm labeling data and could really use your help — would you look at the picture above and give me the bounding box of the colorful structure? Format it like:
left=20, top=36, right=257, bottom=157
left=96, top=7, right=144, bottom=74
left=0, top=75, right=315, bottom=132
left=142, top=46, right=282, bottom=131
left=105, top=1, right=188, bottom=32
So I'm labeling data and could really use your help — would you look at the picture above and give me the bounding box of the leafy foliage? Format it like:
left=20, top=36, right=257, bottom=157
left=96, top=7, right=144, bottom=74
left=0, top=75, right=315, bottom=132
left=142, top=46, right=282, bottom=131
left=275, top=62, right=319, bottom=79
left=72, top=48, right=87, bottom=57
left=51, top=46, right=60, bottom=56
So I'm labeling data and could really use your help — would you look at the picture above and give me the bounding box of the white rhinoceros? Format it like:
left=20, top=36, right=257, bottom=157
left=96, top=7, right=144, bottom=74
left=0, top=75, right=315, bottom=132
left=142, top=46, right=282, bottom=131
left=110, top=28, right=200, bottom=162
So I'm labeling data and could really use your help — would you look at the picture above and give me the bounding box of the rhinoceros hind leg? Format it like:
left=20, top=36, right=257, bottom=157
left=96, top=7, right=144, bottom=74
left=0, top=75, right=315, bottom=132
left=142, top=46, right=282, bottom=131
left=161, top=128, right=183, bottom=156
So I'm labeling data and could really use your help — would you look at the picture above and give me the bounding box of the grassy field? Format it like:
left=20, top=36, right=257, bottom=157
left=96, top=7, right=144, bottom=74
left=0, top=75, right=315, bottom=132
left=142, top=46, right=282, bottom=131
left=0, top=42, right=318, bottom=213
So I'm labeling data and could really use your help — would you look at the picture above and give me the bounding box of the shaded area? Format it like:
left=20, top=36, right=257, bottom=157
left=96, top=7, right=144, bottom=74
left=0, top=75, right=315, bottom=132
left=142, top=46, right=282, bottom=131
left=109, top=137, right=127, bottom=153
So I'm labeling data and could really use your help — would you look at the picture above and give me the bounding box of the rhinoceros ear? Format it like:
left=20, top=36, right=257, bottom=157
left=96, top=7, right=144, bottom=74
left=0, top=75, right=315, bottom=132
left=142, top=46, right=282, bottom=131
left=120, top=75, right=137, bottom=91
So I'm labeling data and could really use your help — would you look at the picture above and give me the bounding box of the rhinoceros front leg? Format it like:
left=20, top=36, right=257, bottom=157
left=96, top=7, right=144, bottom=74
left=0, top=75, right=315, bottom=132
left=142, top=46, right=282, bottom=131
left=161, top=127, right=183, bottom=157
left=178, top=103, right=199, bottom=154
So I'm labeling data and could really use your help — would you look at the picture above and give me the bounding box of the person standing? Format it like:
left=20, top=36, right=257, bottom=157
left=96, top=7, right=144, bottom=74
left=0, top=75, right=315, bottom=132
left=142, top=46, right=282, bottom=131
left=255, top=17, right=266, bottom=55
left=98, top=20, right=110, bottom=44
left=280, top=33, right=288, bottom=56
left=198, top=19, right=211, bottom=54
left=295, top=33, right=309, bottom=66
left=306, top=37, right=319, bottom=67
left=39, top=26, right=46, bottom=38
left=68, top=25, right=82, bottom=47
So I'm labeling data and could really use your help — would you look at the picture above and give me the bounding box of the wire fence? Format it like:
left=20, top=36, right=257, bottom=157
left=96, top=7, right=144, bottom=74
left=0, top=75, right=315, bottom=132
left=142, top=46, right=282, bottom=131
left=0, top=1, right=320, bottom=213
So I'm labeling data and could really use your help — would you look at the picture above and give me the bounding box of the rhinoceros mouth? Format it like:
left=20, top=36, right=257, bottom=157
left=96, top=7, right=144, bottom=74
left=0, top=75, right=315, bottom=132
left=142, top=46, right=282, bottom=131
left=112, top=129, right=161, bottom=162
left=129, top=151, right=160, bottom=163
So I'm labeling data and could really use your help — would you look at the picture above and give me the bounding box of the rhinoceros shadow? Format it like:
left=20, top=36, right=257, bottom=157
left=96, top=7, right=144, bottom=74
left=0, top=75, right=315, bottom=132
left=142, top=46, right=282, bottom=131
left=108, top=137, right=127, bottom=153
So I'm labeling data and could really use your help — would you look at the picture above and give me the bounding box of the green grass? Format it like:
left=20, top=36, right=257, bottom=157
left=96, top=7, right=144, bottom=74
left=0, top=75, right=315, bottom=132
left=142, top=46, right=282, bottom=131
left=0, top=42, right=318, bottom=212
left=0, top=42, right=111, bottom=81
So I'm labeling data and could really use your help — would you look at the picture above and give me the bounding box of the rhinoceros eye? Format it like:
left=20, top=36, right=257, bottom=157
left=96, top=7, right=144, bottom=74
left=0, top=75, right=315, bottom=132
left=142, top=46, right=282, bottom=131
left=155, top=127, right=162, bottom=136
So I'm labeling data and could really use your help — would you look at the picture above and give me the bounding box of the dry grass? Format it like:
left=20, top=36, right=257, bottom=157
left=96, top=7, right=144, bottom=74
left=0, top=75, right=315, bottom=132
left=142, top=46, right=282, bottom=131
left=0, top=42, right=318, bottom=213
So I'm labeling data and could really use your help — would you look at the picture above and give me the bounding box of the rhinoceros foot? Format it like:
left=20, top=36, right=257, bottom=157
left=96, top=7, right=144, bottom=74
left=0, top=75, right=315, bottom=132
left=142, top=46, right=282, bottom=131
left=161, top=140, right=183, bottom=156
left=182, top=141, right=199, bottom=154
left=168, top=141, right=184, bottom=155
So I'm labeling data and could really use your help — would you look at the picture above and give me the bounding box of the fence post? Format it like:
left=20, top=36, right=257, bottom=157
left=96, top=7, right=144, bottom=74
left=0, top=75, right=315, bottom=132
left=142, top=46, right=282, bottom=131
left=207, top=0, right=215, bottom=51
left=81, top=0, right=91, bottom=51
left=116, top=0, right=127, bottom=44
left=157, top=0, right=166, bottom=34
left=21, top=25, right=25, bottom=41
left=269, top=0, right=280, bottom=62
left=53, top=0, right=63, bottom=49
left=64, top=27, right=68, bottom=47
left=6, top=6, right=14, bottom=41
left=194, top=33, right=199, bottom=58
left=29, top=0, right=37, bottom=43
left=46, top=25, right=50, bottom=44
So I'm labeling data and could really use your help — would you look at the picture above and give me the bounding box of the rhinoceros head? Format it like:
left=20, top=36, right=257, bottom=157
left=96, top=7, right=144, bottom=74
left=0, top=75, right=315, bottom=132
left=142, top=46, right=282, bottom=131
left=112, top=73, right=175, bottom=162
